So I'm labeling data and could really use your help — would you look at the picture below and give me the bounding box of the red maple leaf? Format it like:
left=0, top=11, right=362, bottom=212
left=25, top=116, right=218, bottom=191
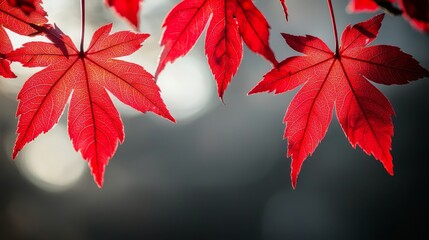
left=106, top=0, right=142, bottom=29
left=156, top=0, right=278, bottom=99
left=399, top=0, right=429, bottom=33
left=8, top=24, right=175, bottom=187
left=0, top=26, right=16, bottom=78
left=249, top=14, right=429, bottom=188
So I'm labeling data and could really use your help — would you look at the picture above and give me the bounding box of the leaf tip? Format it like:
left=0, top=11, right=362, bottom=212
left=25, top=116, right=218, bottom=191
left=373, top=149, right=394, bottom=177
left=96, top=179, right=104, bottom=188
left=217, top=89, right=226, bottom=104
left=290, top=158, right=300, bottom=189
left=291, top=169, right=299, bottom=189
left=248, top=78, right=268, bottom=95
left=154, top=64, right=164, bottom=81
left=11, top=149, right=19, bottom=160
left=93, top=170, right=105, bottom=188
left=280, top=0, right=288, bottom=22
left=158, top=106, right=176, bottom=123
left=12, top=139, right=24, bottom=160
left=167, top=114, right=176, bottom=124
left=219, top=96, right=226, bottom=105
left=291, top=180, right=297, bottom=190
left=374, top=13, right=386, bottom=24
left=0, top=65, right=17, bottom=78
left=248, top=86, right=259, bottom=95
left=385, top=161, right=394, bottom=176
left=280, top=32, right=291, bottom=41
left=89, top=158, right=106, bottom=188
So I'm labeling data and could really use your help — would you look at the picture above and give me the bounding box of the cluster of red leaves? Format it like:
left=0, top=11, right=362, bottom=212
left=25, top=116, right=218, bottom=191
left=156, top=0, right=280, bottom=99
left=1, top=0, right=428, bottom=188
left=348, top=0, right=429, bottom=33
left=156, top=0, right=428, bottom=187
left=107, top=0, right=289, bottom=99
left=1, top=0, right=174, bottom=187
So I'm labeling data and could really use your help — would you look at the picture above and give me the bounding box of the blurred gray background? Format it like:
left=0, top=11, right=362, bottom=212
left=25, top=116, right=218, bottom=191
left=1, top=0, right=428, bottom=239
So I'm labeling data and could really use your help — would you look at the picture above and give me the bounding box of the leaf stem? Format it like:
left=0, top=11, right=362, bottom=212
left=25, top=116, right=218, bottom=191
left=327, top=0, right=339, bottom=56
left=80, top=0, right=86, bottom=54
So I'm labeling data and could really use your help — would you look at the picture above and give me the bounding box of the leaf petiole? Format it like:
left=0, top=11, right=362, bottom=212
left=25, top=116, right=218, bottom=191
left=79, top=0, right=85, bottom=55
left=327, top=0, right=340, bottom=56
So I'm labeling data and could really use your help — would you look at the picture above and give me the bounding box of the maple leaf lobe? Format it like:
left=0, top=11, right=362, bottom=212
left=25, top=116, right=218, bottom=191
left=280, top=0, right=288, bottom=21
